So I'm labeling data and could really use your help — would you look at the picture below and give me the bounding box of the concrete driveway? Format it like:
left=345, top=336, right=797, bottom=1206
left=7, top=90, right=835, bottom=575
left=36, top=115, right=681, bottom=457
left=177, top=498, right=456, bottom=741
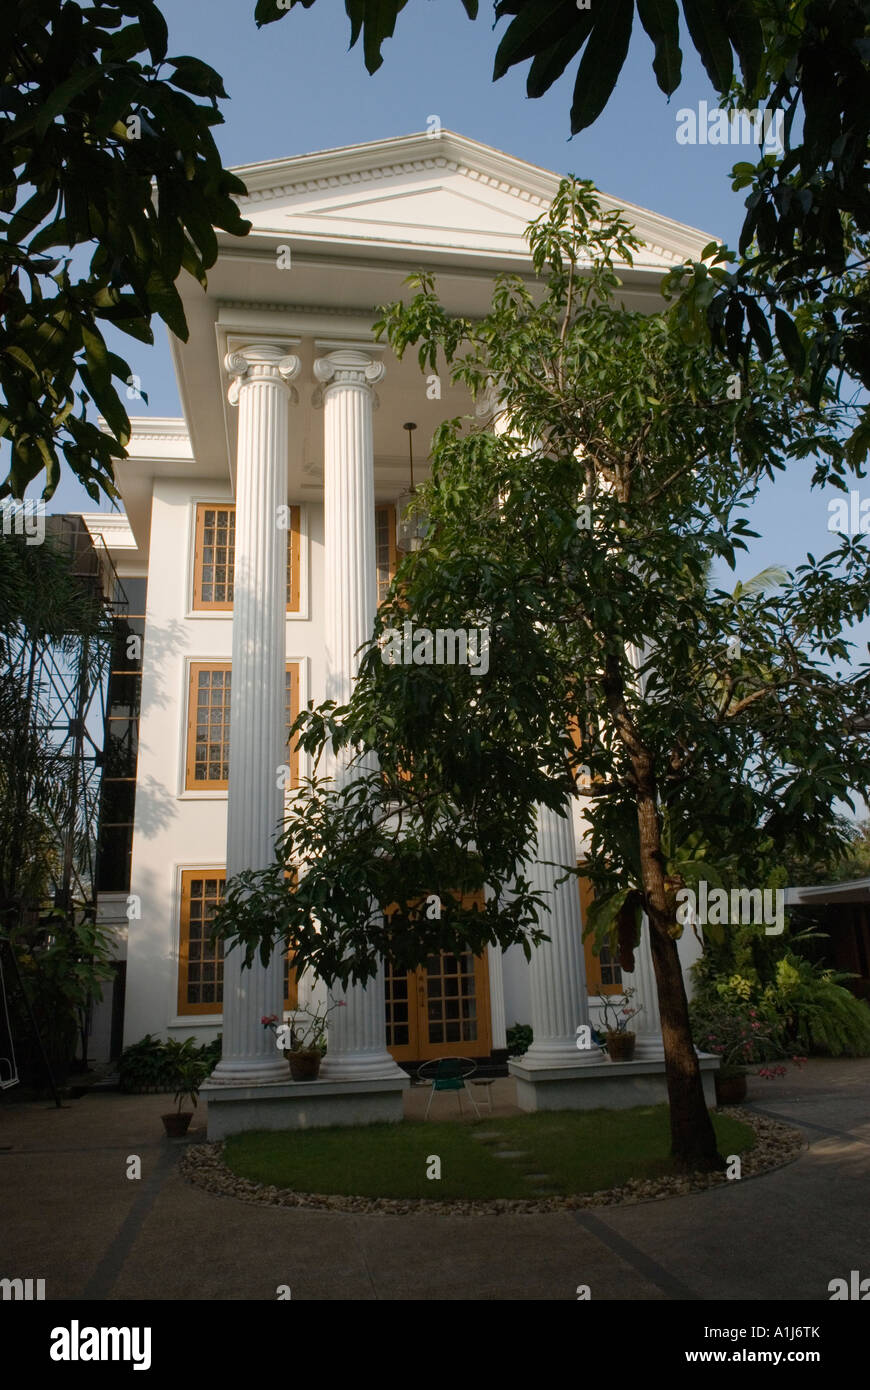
left=1, top=1058, right=867, bottom=1301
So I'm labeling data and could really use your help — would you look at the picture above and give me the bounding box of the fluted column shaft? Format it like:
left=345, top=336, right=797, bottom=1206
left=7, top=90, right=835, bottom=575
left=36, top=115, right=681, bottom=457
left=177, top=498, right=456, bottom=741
left=618, top=640, right=663, bottom=1052
left=213, top=343, right=300, bottom=1082
left=487, top=941, right=508, bottom=1051
left=620, top=917, right=664, bottom=1055
left=524, top=801, right=599, bottom=1067
left=313, top=346, right=403, bottom=1079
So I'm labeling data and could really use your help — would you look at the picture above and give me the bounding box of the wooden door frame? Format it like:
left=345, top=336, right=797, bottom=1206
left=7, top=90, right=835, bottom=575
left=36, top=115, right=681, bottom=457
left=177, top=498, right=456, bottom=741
left=386, top=949, right=492, bottom=1063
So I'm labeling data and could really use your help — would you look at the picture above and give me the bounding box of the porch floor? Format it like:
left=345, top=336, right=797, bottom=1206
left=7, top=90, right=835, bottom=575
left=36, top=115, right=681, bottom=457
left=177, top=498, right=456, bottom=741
left=403, top=1073, right=522, bottom=1121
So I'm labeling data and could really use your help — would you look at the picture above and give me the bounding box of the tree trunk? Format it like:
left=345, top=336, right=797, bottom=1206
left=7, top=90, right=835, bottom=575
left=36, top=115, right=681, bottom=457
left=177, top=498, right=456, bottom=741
left=604, top=655, right=723, bottom=1171
left=647, top=906, right=723, bottom=1169
left=636, top=791, right=724, bottom=1171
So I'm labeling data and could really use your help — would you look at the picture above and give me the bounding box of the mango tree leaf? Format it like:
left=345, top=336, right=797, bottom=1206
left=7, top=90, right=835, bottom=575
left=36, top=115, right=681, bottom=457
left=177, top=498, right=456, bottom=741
left=722, top=0, right=763, bottom=95
left=584, top=885, right=633, bottom=949
left=34, top=66, right=101, bottom=138
left=7, top=186, right=59, bottom=245
left=144, top=267, right=189, bottom=341
left=494, top=0, right=580, bottom=81
left=745, top=296, right=773, bottom=361
left=167, top=57, right=229, bottom=100
left=636, top=0, right=682, bottom=96
left=102, top=22, right=147, bottom=64
left=139, top=2, right=169, bottom=63
left=844, top=406, right=870, bottom=472
left=347, top=0, right=366, bottom=45
left=681, top=0, right=732, bottom=93
left=669, top=859, right=725, bottom=892
left=774, top=308, right=805, bottom=374
left=363, top=0, right=409, bottom=75
left=570, top=0, right=634, bottom=134
left=526, top=23, right=594, bottom=98
left=255, top=0, right=317, bottom=24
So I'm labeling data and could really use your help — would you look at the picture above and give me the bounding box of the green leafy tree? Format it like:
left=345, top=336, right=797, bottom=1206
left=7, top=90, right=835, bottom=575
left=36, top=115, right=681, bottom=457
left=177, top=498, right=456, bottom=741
left=214, top=180, right=870, bottom=1171
left=828, top=818, right=870, bottom=879
left=1, top=0, right=249, bottom=501
left=257, top=0, right=870, bottom=457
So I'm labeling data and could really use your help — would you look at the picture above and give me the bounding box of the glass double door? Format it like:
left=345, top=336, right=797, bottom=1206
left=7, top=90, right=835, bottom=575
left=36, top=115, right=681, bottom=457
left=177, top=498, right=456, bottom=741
left=385, top=949, right=492, bottom=1062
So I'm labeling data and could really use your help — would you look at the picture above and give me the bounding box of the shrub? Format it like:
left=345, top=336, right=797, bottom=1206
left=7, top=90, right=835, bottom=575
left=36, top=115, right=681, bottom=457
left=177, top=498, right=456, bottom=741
left=506, top=1022, right=533, bottom=1057
left=197, top=1034, right=222, bottom=1071
left=689, top=995, right=784, bottom=1077
left=8, top=914, right=117, bottom=1085
left=691, top=953, right=870, bottom=1061
left=763, top=956, right=870, bottom=1057
left=119, top=1034, right=173, bottom=1092
left=119, top=1033, right=221, bottom=1092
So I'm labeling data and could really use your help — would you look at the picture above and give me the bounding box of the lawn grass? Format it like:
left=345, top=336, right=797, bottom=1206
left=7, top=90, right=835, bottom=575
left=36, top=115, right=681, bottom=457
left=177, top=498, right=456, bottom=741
left=223, top=1107, right=755, bottom=1200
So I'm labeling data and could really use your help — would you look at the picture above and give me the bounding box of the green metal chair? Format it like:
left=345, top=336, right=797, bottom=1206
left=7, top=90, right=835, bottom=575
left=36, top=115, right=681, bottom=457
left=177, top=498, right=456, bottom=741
left=418, top=1057, right=481, bottom=1119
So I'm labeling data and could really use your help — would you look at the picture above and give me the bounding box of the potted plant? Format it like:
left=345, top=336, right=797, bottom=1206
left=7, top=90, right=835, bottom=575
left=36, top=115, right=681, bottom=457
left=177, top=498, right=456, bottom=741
left=691, top=989, right=806, bottom=1106
left=713, top=1062, right=748, bottom=1105
left=161, top=1040, right=207, bottom=1136
left=262, top=998, right=346, bottom=1080
left=596, top=987, right=643, bottom=1062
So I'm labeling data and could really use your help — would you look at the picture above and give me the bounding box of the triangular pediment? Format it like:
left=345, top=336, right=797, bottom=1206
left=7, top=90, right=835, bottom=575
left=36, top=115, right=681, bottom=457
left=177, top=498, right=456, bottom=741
left=233, top=131, right=714, bottom=268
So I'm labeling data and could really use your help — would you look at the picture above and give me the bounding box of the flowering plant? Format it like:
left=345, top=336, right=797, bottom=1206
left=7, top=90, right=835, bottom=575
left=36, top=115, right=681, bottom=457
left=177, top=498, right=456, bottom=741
left=689, top=994, right=806, bottom=1080
left=596, top=986, right=643, bottom=1035
left=261, top=998, right=346, bottom=1055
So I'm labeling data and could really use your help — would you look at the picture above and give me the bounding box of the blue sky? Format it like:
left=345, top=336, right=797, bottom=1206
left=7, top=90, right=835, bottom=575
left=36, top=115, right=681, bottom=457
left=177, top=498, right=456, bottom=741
left=38, top=0, right=868, bottom=676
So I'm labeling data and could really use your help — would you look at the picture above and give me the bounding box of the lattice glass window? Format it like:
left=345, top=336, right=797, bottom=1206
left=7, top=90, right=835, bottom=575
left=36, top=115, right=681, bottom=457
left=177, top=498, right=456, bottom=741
left=599, top=943, right=622, bottom=989
left=186, top=663, right=299, bottom=791
left=385, top=962, right=410, bottom=1048
left=178, top=871, right=296, bottom=1015
left=375, top=504, right=396, bottom=605
left=187, top=665, right=231, bottom=789
left=198, top=507, right=235, bottom=607
left=179, top=872, right=225, bottom=1012
left=193, top=504, right=301, bottom=611
left=426, top=950, right=478, bottom=1045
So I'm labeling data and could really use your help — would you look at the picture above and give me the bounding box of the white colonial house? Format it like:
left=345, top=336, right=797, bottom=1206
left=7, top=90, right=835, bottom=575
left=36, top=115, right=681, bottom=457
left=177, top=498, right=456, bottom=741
left=80, top=131, right=718, bottom=1136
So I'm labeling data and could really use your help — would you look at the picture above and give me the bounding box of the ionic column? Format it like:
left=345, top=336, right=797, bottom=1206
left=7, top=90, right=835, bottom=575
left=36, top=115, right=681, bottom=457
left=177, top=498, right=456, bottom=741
left=620, top=917, right=664, bottom=1057
left=313, top=344, right=404, bottom=1080
left=212, top=342, right=300, bottom=1083
left=523, top=800, right=599, bottom=1068
left=486, top=941, right=508, bottom=1052
left=619, top=640, right=663, bottom=1053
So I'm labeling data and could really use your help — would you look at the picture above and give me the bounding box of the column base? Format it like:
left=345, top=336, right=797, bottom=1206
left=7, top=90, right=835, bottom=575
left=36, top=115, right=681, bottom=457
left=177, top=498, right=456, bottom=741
left=201, top=1074, right=409, bottom=1139
left=210, top=1057, right=294, bottom=1085
left=629, top=1036, right=666, bottom=1060
left=508, top=1055, right=720, bottom=1112
left=319, top=1051, right=407, bottom=1082
left=521, top=1043, right=605, bottom=1069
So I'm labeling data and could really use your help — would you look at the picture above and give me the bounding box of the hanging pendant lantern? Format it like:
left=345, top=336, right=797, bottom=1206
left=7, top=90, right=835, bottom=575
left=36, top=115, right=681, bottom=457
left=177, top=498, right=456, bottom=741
left=395, top=421, right=428, bottom=553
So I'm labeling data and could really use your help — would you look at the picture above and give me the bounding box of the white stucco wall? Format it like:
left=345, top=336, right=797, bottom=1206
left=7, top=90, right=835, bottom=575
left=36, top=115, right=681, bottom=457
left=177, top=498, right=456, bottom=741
left=115, top=478, right=707, bottom=1053
left=123, top=475, right=324, bottom=1046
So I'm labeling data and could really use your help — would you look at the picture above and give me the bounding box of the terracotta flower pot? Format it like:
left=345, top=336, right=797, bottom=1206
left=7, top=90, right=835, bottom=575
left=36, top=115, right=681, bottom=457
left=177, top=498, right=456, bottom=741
left=162, top=1111, right=193, bottom=1137
left=606, top=1030, right=636, bottom=1062
left=715, top=1071, right=747, bottom=1106
left=288, top=1050, right=322, bottom=1081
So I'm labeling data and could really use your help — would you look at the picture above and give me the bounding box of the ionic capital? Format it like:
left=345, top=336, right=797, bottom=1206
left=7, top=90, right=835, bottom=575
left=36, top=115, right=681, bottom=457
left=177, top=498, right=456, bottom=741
left=224, top=342, right=302, bottom=407
left=313, top=345, right=386, bottom=395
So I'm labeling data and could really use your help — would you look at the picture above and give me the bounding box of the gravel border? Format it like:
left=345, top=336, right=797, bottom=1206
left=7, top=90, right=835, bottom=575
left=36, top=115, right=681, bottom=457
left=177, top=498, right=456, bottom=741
left=179, top=1107, right=804, bottom=1216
